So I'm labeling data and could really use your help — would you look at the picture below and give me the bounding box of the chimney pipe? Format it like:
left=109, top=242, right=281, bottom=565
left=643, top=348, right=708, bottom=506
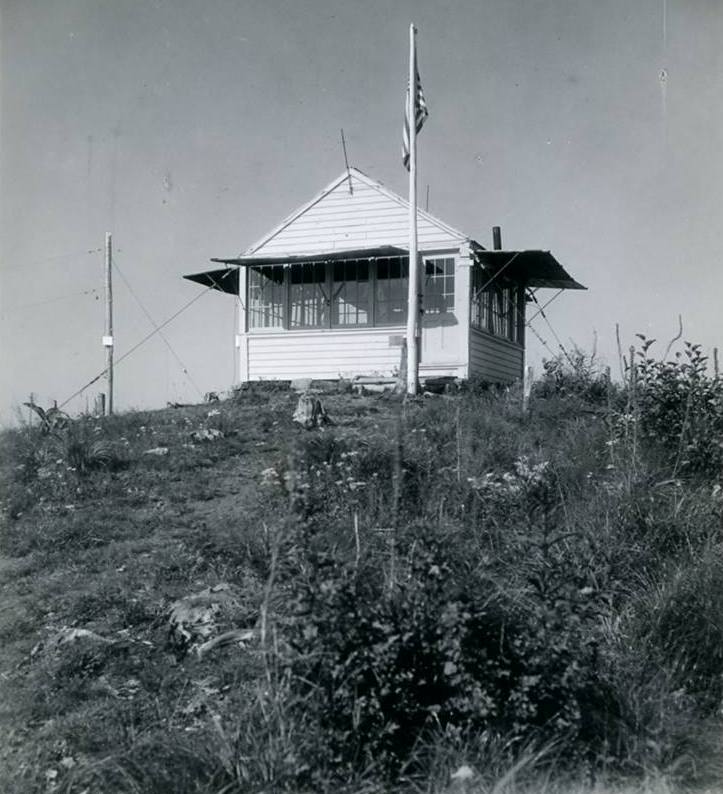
left=492, top=226, right=502, bottom=250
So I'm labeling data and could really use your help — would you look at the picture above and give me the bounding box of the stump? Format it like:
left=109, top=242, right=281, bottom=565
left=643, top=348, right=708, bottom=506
left=292, top=392, right=332, bottom=429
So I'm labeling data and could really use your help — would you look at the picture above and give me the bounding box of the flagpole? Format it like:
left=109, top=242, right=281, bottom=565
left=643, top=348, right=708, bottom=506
left=406, top=22, right=419, bottom=396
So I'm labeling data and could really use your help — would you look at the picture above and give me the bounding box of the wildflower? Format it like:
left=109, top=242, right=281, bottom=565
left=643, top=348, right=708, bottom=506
left=260, top=467, right=281, bottom=487
left=450, top=764, right=476, bottom=782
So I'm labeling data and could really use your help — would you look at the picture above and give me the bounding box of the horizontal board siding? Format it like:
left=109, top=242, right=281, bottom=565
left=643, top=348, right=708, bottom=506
left=248, top=329, right=405, bottom=380
left=254, top=178, right=463, bottom=255
left=469, top=328, right=524, bottom=383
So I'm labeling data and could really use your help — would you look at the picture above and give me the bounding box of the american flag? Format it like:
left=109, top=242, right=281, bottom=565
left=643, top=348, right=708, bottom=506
left=402, top=61, right=428, bottom=171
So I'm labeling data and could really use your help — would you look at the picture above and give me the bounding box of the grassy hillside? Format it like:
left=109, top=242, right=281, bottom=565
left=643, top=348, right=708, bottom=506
left=1, top=347, right=722, bottom=793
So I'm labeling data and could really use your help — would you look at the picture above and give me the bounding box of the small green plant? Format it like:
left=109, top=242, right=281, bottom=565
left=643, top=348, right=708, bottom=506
left=534, top=348, right=611, bottom=406
left=284, top=501, right=617, bottom=780
left=642, top=546, right=723, bottom=712
left=3, top=342, right=723, bottom=792
left=632, top=338, right=723, bottom=475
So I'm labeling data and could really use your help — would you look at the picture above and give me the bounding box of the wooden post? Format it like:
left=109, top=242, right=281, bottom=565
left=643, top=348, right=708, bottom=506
left=714, top=347, right=720, bottom=380
left=396, top=339, right=408, bottom=393
left=104, top=233, right=114, bottom=415
left=406, top=23, right=420, bottom=396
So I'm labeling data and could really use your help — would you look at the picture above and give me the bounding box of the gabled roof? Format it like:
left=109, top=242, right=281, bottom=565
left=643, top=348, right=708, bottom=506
left=184, top=167, right=585, bottom=293
left=242, top=167, right=471, bottom=256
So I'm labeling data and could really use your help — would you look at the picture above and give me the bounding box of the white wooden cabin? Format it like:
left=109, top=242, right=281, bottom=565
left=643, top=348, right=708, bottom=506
left=185, top=168, right=584, bottom=385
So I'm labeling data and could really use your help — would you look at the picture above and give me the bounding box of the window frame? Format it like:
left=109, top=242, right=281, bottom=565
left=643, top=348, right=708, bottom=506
left=331, top=259, right=371, bottom=328
left=423, top=256, right=455, bottom=315
left=470, top=265, right=524, bottom=346
left=288, top=261, right=330, bottom=329
left=246, top=255, right=422, bottom=332
left=247, top=265, right=286, bottom=329
left=373, top=257, right=410, bottom=327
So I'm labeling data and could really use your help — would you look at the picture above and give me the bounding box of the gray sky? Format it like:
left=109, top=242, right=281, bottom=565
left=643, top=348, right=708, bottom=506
left=2, top=0, right=722, bottom=423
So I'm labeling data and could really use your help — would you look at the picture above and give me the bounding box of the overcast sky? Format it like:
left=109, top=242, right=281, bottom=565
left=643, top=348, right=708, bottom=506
left=2, top=0, right=722, bottom=423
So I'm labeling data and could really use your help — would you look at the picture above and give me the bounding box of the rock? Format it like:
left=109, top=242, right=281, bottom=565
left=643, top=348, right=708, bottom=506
left=355, top=383, right=390, bottom=394
left=167, top=583, right=248, bottom=657
left=190, top=428, right=224, bottom=442
left=50, top=627, right=113, bottom=649
left=290, top=378, right=313, bottom=393
left=196, top=628, right=257, bottom=658
left=31, top=626, right=114, bottom=660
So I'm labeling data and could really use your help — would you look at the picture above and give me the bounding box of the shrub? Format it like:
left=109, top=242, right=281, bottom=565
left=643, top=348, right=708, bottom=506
left=284, top=512, right=617, bottom=780
left=533, top=348, right=611, bottom=406
left=633, top=339, right=723, bottom=475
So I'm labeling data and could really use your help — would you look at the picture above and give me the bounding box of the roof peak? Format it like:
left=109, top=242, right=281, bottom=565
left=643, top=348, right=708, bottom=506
left=243, top=167, right=471, bottom=255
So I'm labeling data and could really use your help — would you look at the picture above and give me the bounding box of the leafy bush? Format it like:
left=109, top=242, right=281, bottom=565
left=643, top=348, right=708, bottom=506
left=633, top=339, right=723, bottom=475
left=5, top=340, right=723, bottom=791
left=533, top=348, right=611, bottom=406
left=285, top=488, right=617, bottom=780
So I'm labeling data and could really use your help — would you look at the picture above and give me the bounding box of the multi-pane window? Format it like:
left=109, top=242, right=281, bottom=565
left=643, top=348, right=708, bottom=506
left=471, top=266, right=522, bottom=343
left=332, top=260, right=370, bottom=326
left=248, top=266, right=285, bottom=328
left=490, top=286, right=504, bottom=336
left=375, top=258, right=409, bottom=325
left=424, top=257, right=455, bottom=314
left=470, top=266, right=491, bottom=330
left=247, top=256, right=425, bottom=330
left=290, top=262, right=328, bottom=328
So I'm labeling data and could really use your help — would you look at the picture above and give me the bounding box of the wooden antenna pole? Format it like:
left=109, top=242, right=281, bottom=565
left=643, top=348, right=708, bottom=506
left=340, top=128, right=353, bottom=194
left=104, top=232, right=114, bottom=415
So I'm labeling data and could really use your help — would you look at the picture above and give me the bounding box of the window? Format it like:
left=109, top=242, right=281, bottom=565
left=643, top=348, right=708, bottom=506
left=471, top=266, right=522, bottom=343
left=470, top=266, right=490, bottom=330
left=424, top=257, right=455, bottom=314
left=374, top=257, right=409, bottom=325
left=247, top=256, right=422, bottom=331
left=248, top=266, right=285, bottom=328
left=290, top=262, right=328, bottom=328
left=332, top=260, right=370, bottom=326
left=491, top=286, right=509, bottom=337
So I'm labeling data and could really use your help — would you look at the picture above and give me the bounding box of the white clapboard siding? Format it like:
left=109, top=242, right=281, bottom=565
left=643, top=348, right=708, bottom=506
left=247, top=328, right=467, bottom=381
left=246, top=168, right=467, bottom=256
left=468, top=328, right=524, bottom=383
left=248, top=328, right=406, bottom=380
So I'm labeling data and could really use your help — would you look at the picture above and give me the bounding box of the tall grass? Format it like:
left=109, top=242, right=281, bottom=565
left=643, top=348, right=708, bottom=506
left=2, top=344, right=722, bottom=792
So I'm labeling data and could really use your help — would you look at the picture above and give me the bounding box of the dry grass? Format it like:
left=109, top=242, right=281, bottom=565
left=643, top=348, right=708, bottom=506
left=1, top=377, right=722, bottom=793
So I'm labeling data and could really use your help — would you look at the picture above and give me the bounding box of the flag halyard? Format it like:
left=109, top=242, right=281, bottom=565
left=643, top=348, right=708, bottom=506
left=402, top=62, right=428, bottom=171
